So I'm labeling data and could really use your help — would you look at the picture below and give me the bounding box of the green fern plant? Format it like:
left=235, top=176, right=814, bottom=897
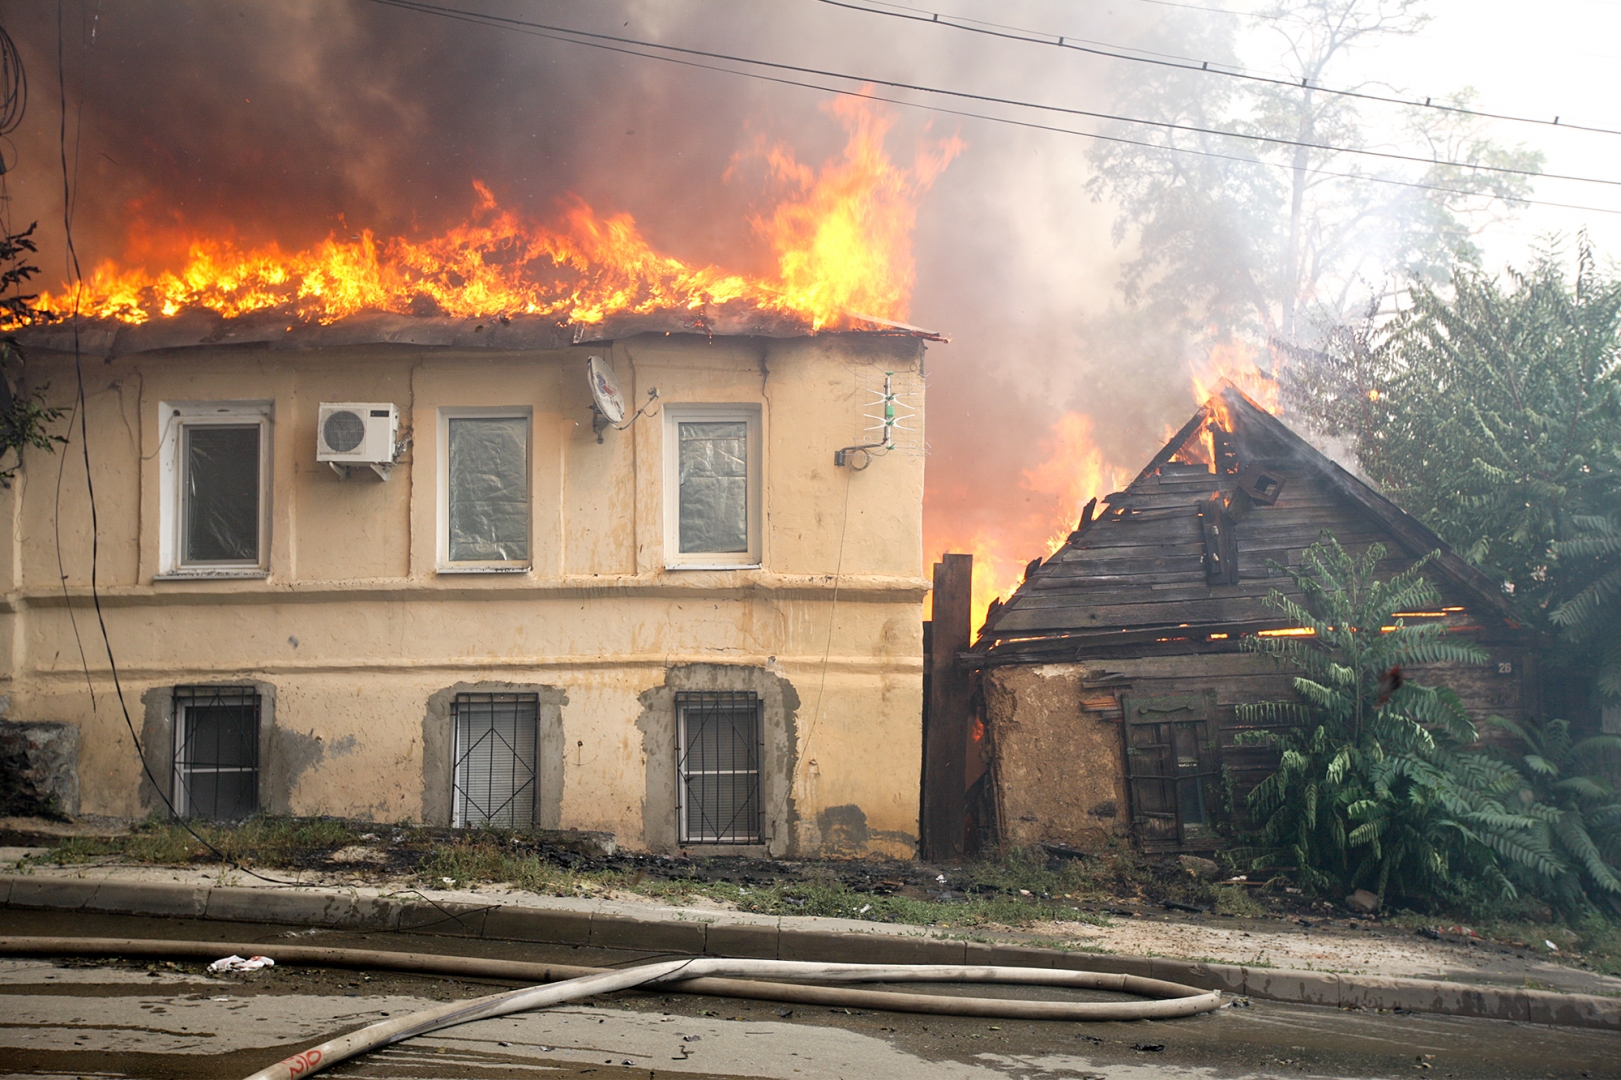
left=1487, top=714, right=1621, bottom=909
left=1237, top=534, right=1550, bottom=904
left=1551, top=503, right=1621, bottom=708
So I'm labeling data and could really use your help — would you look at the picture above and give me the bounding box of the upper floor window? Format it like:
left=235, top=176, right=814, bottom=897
left=158, top=402, right=272, bottom=578
left=438, top=408, right=531, bottom=572
left=663, top=404, right=761, bottom=569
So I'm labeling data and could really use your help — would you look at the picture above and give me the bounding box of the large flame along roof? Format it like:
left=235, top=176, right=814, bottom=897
left=12, top=303, right=943, bottom=362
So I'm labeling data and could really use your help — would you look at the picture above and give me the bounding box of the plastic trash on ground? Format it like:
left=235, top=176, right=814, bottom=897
left=208, top=954, right=276, bottom=973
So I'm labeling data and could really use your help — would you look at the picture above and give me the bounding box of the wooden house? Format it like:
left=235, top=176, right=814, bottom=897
left=967, top=383, right=1538, bottom=855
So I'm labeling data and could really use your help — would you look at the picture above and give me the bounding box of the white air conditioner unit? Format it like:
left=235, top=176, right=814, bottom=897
left=317, top=402, right=398, bottom=479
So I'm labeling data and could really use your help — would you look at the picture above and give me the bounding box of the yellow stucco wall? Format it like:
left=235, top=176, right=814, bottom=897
left=0, top=333, right=927, bottom=857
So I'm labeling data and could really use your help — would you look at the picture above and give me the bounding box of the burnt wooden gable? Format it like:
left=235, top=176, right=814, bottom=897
left=974, top=383, right=1524, bottom=665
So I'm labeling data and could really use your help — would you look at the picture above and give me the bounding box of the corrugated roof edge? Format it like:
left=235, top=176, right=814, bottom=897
left=10, top=306, right=945, bottom=360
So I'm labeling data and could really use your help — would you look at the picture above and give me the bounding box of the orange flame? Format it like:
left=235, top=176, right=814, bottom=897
left=929, top=412, right=1121, bottom=638
left=1191, top=340, right=1281, bottom=418
left=33, top=98, right=960, bottom=333
left=928, top=344, right=1282, bottom=645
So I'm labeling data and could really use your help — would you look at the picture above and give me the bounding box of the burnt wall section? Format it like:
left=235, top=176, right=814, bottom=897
left=420, top=682, right=568, bottom=829
left=0, top=720, right=81, bottom=819
left=635, top=663, right=799, bottom=857
left=983, top=665, right=1129, bottom=850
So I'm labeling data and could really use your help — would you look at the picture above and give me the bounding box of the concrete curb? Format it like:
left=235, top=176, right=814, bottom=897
left=3, top=874, right=1616, bottom=1031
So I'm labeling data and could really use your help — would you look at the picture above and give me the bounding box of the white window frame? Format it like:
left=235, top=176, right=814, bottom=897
left=663, top=403, right=762, bottom=569
left=437, top=406, right=533, bottom=574
left=157, top=401, right=273, bottom=580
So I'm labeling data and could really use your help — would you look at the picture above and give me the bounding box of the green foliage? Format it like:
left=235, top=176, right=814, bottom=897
left=1486, top=715, right=1621, bottom=908
left=1236, top=534, right=1540, bottom=903
left=0, top=221, right=65, bottom=485
left=1085, top=0, right=1541, bottom=350
left=1289, top=241, right=1621, bottom=634
left=1551, top=500, right=1621, bottom=705
left=45, top=814, right=371, bottom=867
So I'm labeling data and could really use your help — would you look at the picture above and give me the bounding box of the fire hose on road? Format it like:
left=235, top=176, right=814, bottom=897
left=0, top=936, right=1222, bottom=1080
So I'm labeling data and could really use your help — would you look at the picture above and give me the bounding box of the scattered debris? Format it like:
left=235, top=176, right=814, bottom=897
left=1345, top=889, right=1380, bottom=914
left=1132, top=1042, right=1165, bottom=1052
left=1177, top=854, right=1220, bottom=879
left=207, top=955, right=275, bottom=974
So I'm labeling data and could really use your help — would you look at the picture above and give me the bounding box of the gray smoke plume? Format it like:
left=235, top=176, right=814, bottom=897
left=5, top=0, right=1220, bottom=580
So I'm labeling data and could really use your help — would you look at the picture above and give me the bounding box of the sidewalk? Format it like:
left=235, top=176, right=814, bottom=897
left=2, top=853, right=1618, bottom=1031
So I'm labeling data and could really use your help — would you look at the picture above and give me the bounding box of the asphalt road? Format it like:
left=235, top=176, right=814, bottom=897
left=0, top=909, right=1615, bottom=1080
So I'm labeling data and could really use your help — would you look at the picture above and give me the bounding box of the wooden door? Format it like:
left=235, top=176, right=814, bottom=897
left=1121, top=691, right=1220, bottom=851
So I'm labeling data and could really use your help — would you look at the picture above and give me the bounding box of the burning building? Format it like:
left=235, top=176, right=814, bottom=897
left=964, top=383, right=1538, bottom=854
left=6, top=304, right=931, bottom=856
left=0, top=62, right=969, bottom=857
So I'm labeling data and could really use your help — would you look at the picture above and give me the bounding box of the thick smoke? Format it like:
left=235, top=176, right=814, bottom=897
left=4, top=0, right=1210, bottom=595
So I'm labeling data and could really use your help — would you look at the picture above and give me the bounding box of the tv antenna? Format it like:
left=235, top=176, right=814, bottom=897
left=834, top=371, right=919, bottom=467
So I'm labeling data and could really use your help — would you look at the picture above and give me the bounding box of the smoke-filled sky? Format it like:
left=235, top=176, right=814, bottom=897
left=5, top=0, right=1619, bottom=608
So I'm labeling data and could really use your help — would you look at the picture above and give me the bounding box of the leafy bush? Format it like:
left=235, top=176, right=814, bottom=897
left=1237, top=535, right=1545, bottom=904
left=1487, top=715, right=1621, bottom=909
left=1551, top=504, right=1621, bottom=710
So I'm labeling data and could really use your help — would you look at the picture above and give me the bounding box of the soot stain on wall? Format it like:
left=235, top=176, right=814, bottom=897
left=421, top=682, right=568, bottom=828
left=140, top=680, right=282, bottom=814
left=635, top=663, right=800, bottom=857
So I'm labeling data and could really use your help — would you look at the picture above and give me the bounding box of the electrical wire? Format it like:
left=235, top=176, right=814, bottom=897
left=817, top=0, right=1621, bottom=138
left=828, top=0, right=1269, bottom=67
left=49, top=1, right=301, bottom=890
left=1129, top=0, right=1291, bottom=19
left=0, top=24, right=25, bottom=140
left=368, top=0, right=1614, bottom=191
left=364, top=0, right=1621, bottom=218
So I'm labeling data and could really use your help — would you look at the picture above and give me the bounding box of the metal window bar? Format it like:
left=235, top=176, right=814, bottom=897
left=676, top=691, right=763, bottom=844
left=452, top=692, right=539, bottom=829
left=172, top=686, right=260, bottom=821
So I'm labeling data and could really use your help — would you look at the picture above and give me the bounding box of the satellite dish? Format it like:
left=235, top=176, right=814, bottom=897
left=587, top=356, right=626, bottom=425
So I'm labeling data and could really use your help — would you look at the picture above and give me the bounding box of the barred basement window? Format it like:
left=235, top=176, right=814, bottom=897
left=452, top=692, right=539, bottom=828
left=676, top=691, right=763, bottom=844
left=173, top=686, right=260, bottom=821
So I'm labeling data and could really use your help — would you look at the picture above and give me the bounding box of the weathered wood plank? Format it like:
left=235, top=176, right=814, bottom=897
left=994, top=595, right=1293, bottom=631
left=923, top=554, right=973, bottom=861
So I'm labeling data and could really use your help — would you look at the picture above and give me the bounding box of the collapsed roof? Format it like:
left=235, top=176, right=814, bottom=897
left=973, top=382, right=1522, bottom=665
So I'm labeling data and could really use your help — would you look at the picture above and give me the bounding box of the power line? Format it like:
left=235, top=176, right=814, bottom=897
left=50, top=0, right=300, bottom=887
left=364, top=0, right=1621, bottom=218
left=816, top=0, right=1621, bottom=139
left=1128, top=0, right=1290, bottom=19
left=834, top=0, right=1264, bottom=68
left=367, top=0, right=1614, bottom=192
